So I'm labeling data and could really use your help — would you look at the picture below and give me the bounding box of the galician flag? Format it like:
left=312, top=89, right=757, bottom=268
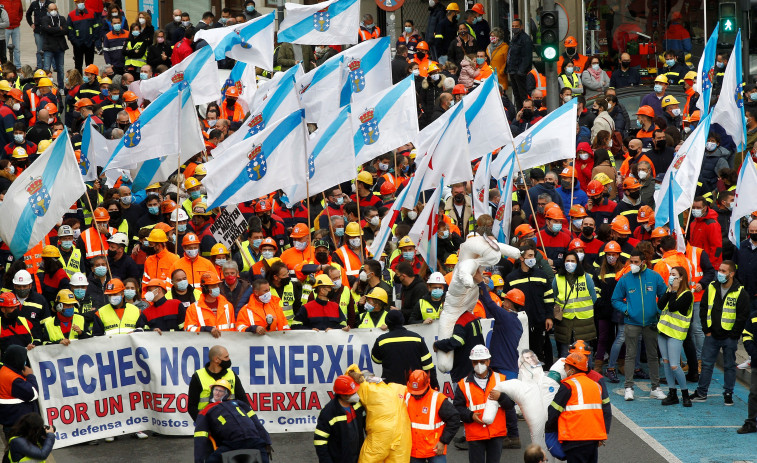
left=277, top=0, right=360, bottom=45
left=195, top=13, right=275, bottom=69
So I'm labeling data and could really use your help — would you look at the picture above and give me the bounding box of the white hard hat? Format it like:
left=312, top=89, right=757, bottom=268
left=70, top=272, right=88, bottom=286
left=427, top=272, right=446, bottom=284
left=12, top=270, right=32, bottom=285
left=107, top=232, right=128, bottom=246
left=58, top=225, right=74, bottom=237
left=469, top=344, right=491, bottom=361
left=170, top=208, right=189, bottom=222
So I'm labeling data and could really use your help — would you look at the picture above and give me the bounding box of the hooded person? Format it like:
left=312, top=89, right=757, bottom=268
left=0, top=345, right=40, bottom=433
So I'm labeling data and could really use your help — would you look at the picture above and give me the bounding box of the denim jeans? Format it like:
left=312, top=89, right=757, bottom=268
left=44, top=51, right=65, bottom=89
left=5, top=28, right=20, bottom=67
left=658, top=334, right=687, bottom=389
left=697, top=335, right=738, bottom=395
left=33, top=32, right=45, bottom=69
left=411, top=455, right=447, bottom=463
left=689, top=301, right=704, bottom=359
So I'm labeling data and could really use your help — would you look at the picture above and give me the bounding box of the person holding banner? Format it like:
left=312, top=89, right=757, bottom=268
left=0, top=292, right=36, bottom=354
left=136, top=279, right=186, bottom=333
left=184, top=272, right=236, bottom=337
left=187, top=345, right=249, bottom=422
left=236, top=278, right=290, bottom=333
left=296, top=275, right=348, bottom=332
left=40, top=289, right=90, bottom=345
left=92, top=279, right=142, bottom=336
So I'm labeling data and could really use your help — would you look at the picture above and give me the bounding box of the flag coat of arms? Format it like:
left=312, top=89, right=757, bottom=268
left=339, top=37, right=391, bottom=106
left=278, top=0, right=360, bottom=45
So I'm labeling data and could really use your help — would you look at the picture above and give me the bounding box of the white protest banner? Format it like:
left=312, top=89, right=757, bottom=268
left=29, top=321, right=492, bottom=448
left=209, top=206, right=247, bottom=247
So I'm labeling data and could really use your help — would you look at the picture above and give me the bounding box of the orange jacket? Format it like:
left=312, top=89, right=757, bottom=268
left=218, top=101, right=245, bottom=122
left=170, top=255, right=217, bottom=289
left=653, top=250, right=692, bottom=283
left=558, top=373, right=607, bottom=442
left=81, top=225, right=117, bottom=259
left=184, top=294, right=235, bottom=332
left=405, top=390, right=448, bottom=458
left=686, top=245, right=705, bottom=302
left=236, top=294, right=290, bottom=332
left=141, top=248, right=180, bottom=290
left=333, top=245, right=363, bottom=276
left=125, top=106, right=141, bottom=122
left=280, top=245, right=315, bottom=271
left=474, top=291, right=501, bottom=317
left=457, top=372, right=508, bottom=440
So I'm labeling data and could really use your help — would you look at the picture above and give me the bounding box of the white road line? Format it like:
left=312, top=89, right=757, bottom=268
left=610, top=405, right=683, bottom=463
left=642, top=425, right=742, bottom=429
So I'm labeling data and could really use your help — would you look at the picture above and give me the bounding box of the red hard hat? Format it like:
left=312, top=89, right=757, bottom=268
left=452, top=84, right=467, bottom=95
left=623, top=176, right=641, bottom=190
left=586, top=180, right=604, bottom=196
left=406, top=370, right=430, bottom=394
left=380, top=181, right=396, bottom=195
left=565, top=352, right=589, bottom=371
left=604, top=240, right=621, bottom=253
left=0, top=292, right=20, bottom=307
left=636, top=105, right=655, bottom=118
left=255, top=199, right=271, bottom=213
left=513, top=224, right=535, bottom=238
left=333, top=375, right=359, bottom=395
left=504, top=288, right=525, bottom=306
left=568, top=239, right=585, bottom=252
left=471, top=3, right=485, bottom=14
left=225, top=86, right=239, bottom=98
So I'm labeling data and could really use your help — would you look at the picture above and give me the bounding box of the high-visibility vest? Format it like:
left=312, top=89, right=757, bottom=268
left=270, top=282, right=302, bottom=326
left=357, top=310, right=387, bottom=328
left=58, top=248, right=83, bottom=278
left=419, top=299, right=442, bottom=320
left=195, top=368, right=236, bottom=412
left=458, top=372, right=508, bottom=441
left=239, top=240, right=257, bottom=273
left=124, top=41, right=147, bottom=68
left=335, top=286, right=353, bottom=319
left=358, top=27, right=380, bottom=42
left=97, top=303, right=140, bottom=335
left=7, top=435, right=46, bottom=462
left=559, top=73, right=580, bottom=90
left=335, top=246, right=363, bottom=276
left=529, top=69, right=547, bottom=95
left=557, top=373, right=607, bottom=442
left=686, top=245, right=705, bottom=302
left=657, top=290, right=693, bottom=340
left=41, top=314, right=86, bottom=342
left=707, top=284, right=742, bottom=331
left=0, top=366, right=37, bottom=406
left=186, top=296, right=235, bottom=332
left=218, top=102, right=245, bottom=122
left=554, top=274, right=594, bottom=319
left=81, top=226, right=116, bottom=259
left=405, top=390, right=447, bottom=458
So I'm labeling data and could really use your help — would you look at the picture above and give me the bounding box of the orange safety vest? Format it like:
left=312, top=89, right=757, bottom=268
left=686, top=245, right=705, bottom=302
left=125, top=107, right=142, bottom=123
left=557, top=373, right=607, bottom=442
left=529, top=69, right=547, bottom=96
left=0, top=367, right=33, bottom=404
left=141, top=248, right=180, bottom=293
left=405, top=390, right=447, bottom=458
left=184, top=294, right=235, bottom=332
left=358, top=27, right=380, bottom=42
left=218, top=102, right=245, bottom=122
left=652, top=250, right=692, bottom=284
left=557, top=54, right=589, bottom=75
left=457, top=372, right=508, bottom=441
left=81, top=225, right=116, bottom=259
left=236, top=295, right=290, bottom=332
left=169, top=256, right=217, bottom=289
left=412, top=56, right=430, bottom=77
left=335, top=245, right=363, bottom=276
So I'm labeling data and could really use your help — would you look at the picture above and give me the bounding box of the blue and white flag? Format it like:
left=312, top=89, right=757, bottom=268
left=711, top=31, right=746, bottom=150
left=282, top=106, right=355, bottom=206
left=221, top=61, right=258, bottom=113
left=464, top=75, right=513, bottom=160
left=278, top=0, right=360, bottom=45
left=729, top=157, right=757, bottom=246
left=129, top=147, right=196, bottom=193
left=339, top=37, right=391, bottom=106
left=105, top=85, right=205, bottom=169
left=491, top=153, right=516, bottom=244
left=297, top=54, right=343, bottom=123
left=0, top=131, right=86, bottom=258
left=252, top=63, right=303, bottom=110
left=195, top=13, right=274, bottom=69
left=79, top=116, right=104, bottom=181
left=204, top=110, right=309, bottom=209
left=367, top=177, right=415, bottom=258
left=140, top=46, right=220, bottom=104
left=213, top=75, right=302, bottom=158
left=352, top=75, right=418, bottom=164
left=407, top=179, right=442, bottom=270
left=654, top=113, right=712, bottom=226
left=472, top=152, right=492, bottom=219
left=695, top=23, right=718, bottom=115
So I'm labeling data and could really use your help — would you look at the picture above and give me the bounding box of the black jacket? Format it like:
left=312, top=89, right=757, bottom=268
left=609, top=66, right=641, bottom=89
left=504, top=266, right=553, bottom=324
left=434, top=15, right=457, bottom=58
left=523, top=181, right=563, bottom=218
left=146, top=41, right=172, bottom=70
left=447, top=36, right=476, bottom=68
left=26, top=0, right=52, bottom=27
left=505, top=30, right=533, bottom=75
left=417, top=75, right=445, bottom=120
left=371, top=326, right=437, bottom=387
left=314, top=397, right=365, bottom=463
left=391, top=55, right=409, bottom=84
left=39, top=14, right=68, bottom=53
left=434, top=312, right=484, bottom=382
left=399, top=276, right=429, bottom=323
left=194, top=399, right=270, bottom=463
left=735, top=240, right=757, bottom=298
left=453, top=370, right=515, bottom=422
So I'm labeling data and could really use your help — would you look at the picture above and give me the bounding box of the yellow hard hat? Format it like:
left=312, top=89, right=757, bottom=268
left=210, top=243, right=229, bottom=256
left=184, top=177, right=201, bottom=189
left=366, top=287, right=388, bottom=304
left=37, top=139, right=52, bottom=153
left=194, top=164, right=207, bottom=176
left=212, top=379, right=232, bottom=393
left=684, top=71, right=697, bottom=81
left=55, top=289, right=78, bottom=305
left=42, top=245, right=61, bottom=258
left=491, top=274, right=504, bottom=287
left=34, top=69, right=47, bottom=79
left=444, top=254, right=458, bottom=265
left=98, top=76, right=113, bottom=85
left=356, top=170, right=373, bottom=185
left=345, top=222, right=363, bottom=237
left=398, top=236, right=415, bottom=247
left=446, top=2, right=460, bottom=10
left=654, top=74, right=669, bottom=84
left=661, top=95, right=680, bottom=107
left=147, top=182, right=162, bottom=190
left=148, top=228, right=168, bottom=243
left=12, top=147, right=27, bottom=159
left=313, top=274, right=335, bottom=288
left=37, top=77, right=53, bottom=87
left=0, top=80, right=11, bottom=92
left=593, top=172, right=612, bottom=185
left=427, top=61, right=440, bottom=73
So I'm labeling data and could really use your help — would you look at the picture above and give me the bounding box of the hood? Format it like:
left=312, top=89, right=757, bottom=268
left=2, top=345, right=27, bottom=372
left=702, top=207, right=719, bottom=221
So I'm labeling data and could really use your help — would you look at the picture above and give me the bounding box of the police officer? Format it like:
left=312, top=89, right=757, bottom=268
left=405, top=370, right=460, bottom=462
left=194, top=379, right=272, bottom=463
left=187, top=345, right=250, bottom=421
left=371, top=310, right=438, bottom=388
left=40, top=289, right=90, bottom=345
left=314, top=375, right=366, bottom=463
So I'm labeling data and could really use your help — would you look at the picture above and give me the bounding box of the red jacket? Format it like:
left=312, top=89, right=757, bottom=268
left=688, top=207, right=723, bottom=268
left=171, top=38, right=193, bottom=66
left=1, top=0, right=24, bottom=29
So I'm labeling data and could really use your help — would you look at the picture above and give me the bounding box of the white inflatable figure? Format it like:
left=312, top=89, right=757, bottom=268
left=437, top=234, right=521, bottom=372
left=484, top=350, right=561, bottom=463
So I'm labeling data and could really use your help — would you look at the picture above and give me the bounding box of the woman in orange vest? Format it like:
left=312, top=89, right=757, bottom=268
left=405, top=370, right=460, bottom=461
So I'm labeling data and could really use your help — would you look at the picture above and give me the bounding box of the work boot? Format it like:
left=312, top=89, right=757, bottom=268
left=593, top=359, right=603, bottom=374
left=737, top=420, right=757, bottom=434
left=454, top=436, right=468, bottom=450
left=605, top=367, right=619, bottom=383
left=661, top=389, right=679, bottom=406
left=502, top=436, right=521, bottom=449
left=681, top=389, right=692, bottom=407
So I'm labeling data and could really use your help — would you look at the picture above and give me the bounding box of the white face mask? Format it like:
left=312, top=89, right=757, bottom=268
left=407, top=211, right=418, bottom=220
left=258, top=291, right=272, bottom=303
left=346, top=393, right=360, bottom=403
left=185, top=248, right=199, bottom=258
left=473, top=363, right=488, bottom=375
left=638, top=170, right=648, bottom=180
left=349, top=237, right=362, bottom=248
left=144, top=290, right=155, bottom=302
left=579, top=152, right=589, bottom=160
left=369, top=216, right=380, bottom=226
left=576, top=251, right=585, bottom=262
left=294, top=240, right=308, bottom=251
left=524, top=258, right=536, bottom=268
left=630, top=264, right=641, bottom=274
left=359, top=270, right=369, bottom=282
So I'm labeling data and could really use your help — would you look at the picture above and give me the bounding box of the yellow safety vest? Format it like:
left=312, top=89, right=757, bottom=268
left=335, top=286, right=353, bottom=319
left=58, top=248, right=83, bottom=278
left=358, top=310, right=388, bottom=328
left=41, top=314, right=86, bottom=343
left=196, top=368, right=236, bottom=412
left=270, top=282, right=303, bottom=326
left=707, top=284, right=742, bottom=331
left=418, top=299, right=442, bottom=320
left=239, top=240, right=257, bottom=273
left=124, top=41, right=147, bottom=68
left=657, top=290, right=693, bottom=340
left=7, top=436, right=46, bottom=463
left=560, top=73, right=580, bottom=90
left=97, top=303, right=140, bottom=335
left=554, top=274, right=594, bottom=319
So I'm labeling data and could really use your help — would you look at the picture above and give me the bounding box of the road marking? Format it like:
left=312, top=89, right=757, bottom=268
left=641, top=425, right=742, bottom=429
left=611, top=405, right=683, bottom=463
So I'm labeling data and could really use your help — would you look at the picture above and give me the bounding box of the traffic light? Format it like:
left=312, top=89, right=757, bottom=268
left=540, top=10, right=559, bottom=62
left=719, top=2, right=737, bottom=35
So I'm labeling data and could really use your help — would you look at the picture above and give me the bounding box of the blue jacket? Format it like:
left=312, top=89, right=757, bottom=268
left=611, top=267, right=666, bottom=327
left=556, top=181, right=588, bottom=216
left=523, top=181, right=563, bottom=218
left=478, top=282, right=522, bottom=374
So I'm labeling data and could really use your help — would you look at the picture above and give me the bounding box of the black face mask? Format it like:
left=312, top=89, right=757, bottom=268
left=109, top=210, right=121, bottom=223
left=259, top=214, right=270, bottom=223
left=117, top=122, right=130, bottom=130
left=628, top=148, right=639, bottom=157
left=2, top=310, right=17, bottom=321
left=107, top=249, right=118, bottom=260
left=522, top=109, right=533, bottom=120
left=615, top=236, right=628, bottom=245
left=627, top=190, right=641, bottom=200
left=590, top=108, right=598, bottom=114
left=655, top=140, right=666, bottom=150
left=219, top=359, right=232, bottom=370
left=226, top=98, right=237, bottom=108
left=278, top=277, right=291, bottom=287
left=751, top=233, right=757, bottom=242
left=561, top=180, right=572, bottom=190
left=15, top=288, right=30, bottom=298
left=582, top=226, right=594, bottom=236
left=127, top=102, right=138, bottom=110
left=144, top=246, right=156, bottom=256
left=566, top=47, right=576, bottom=55
left=315, top=252, right=329, bottom=264
left=621, top=61, right=631, bottom=68
left=532, top=99, right=542, bottom=107
left=454, top=193, right=465, bottom=203
left=415, top=52, right=426, bottom=60
left=73, top=110, right=82, bottom=120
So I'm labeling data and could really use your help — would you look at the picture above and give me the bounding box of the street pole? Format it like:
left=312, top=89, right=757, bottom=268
left=543, top=0, right=559, bottom=111
left=740, top=0, right=749, bottom=85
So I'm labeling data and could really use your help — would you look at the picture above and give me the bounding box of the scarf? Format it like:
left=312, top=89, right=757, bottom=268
left=586, top=65, right=602, bottom=81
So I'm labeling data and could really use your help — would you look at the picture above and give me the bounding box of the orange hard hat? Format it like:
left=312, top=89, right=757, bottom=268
left=380, top=181, right=396, bottom=195
left=416, top=41, right=429, bottom=51
left=568, top=239, right=585, bottom=252
left=565, top=352, right=589, bottom=371
left=200, top=272, right=221, bottom=286
left=610, top=215, right=631, bottom=234
left=255, top=199, right=271, bottom=213
left=225, top=86, right=239, bottom=98
left=564, top=36, right=578, bottom=47
left=333, top=375, right=359, bottom=395
left=504, top=288, right=525, bottom=306
left=93, top=207, right=110, bottom=222
left=8, top=88, right=23, bottom=102
left=586, top=180, right=604, bottom=196
left=569, top=340, right=593, bottom=356
left=471, top=3, right=485, bottom=14
left=0, top=292, right=20, bottom=307
left=604, top=240, right=621, bottom=253
left=569, top=204, right=587, bottom=218
left=84, top=64, right=100, bottom=75
left=406, top=370, right=430, bottom=394
left=560, top=166, right=575, bottom=178
left=160, top=199, right=177, bottom=214
left=259, top=237, right=278, bottom=250
left=637, top=205, right=654, bottom=223
left=623, top=176, right=641, bottom=190
left=452, top=84, right=467, bottom=95
left=154, top=222, right=173, bottom=234
left=513, top=224, right=535, bottom=238
left=651, top=227, right=669, bottom=239
left=104, top=279, right=125, bottom=295
left=123, top=91, right=138, bottom=102
left=182, top=233, right=200, bottom=247
left=636, top=105, right=655, bottom=118
left=45, top=102, right=58, bottom=114
left=545, top=205, right=565, bottom=220
left=75, top=98, right=94, bottom=109
left=290, top=223, right=309, bottom=239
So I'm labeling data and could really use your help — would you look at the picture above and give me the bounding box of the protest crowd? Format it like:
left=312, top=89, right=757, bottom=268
left=0, top=0, right=756, bottom=462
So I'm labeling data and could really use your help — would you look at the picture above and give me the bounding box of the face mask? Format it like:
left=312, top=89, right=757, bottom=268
left=416, top=52, right=426, bottom=60
left=58, top=239, right=73, bottom=251
left=189, top=190, right=202, bottom=201
left=124, top=289, right=137, bottom=300
left=210, top=287, right=221, bottom=298
left=261, top=250, right=274, bottom=259
left=335, top=228, right=345, bottom=237
left=251, top=239, right=263, bottom=249
left=378, top=162, right=389, bottom=171
left=215, top=259, right=227, bottom=267
left=490, top=36, right=498, bottom=43
left=139, top=72, right=149, bottom=80
left=563, top=95, right=572, bottom=103
left=630, top=264, right=641, bottom=274
left=717, top=272, right=728, bottom=284
left=403, top=251, right=415, bottom=261
left=665, top=59, right=675, bottom=67
left=627, top=190, right=641, bottom=200
left=76, top=3, right=85, bottom=10
left=185, top=248, right=199, bottom=259
left=139, top=17, right=146, bottom=25
left=259, top=291, right=272, bottom=303
left=706, top=142, right=717, bottom=152
left=565, top=262, right=577, bottom=273
left=11, top=102, right=20, bottom=112
left=439, top=230, right=450, bottom=239
left=109, top=295, right=123, bottom=306
left=606, top=254, right=618, bottom=265
left=175, top=280, right=189, bottom=292
left=359, top=270, right=369, bottom=282
left=576, top=251, right=585, bottom=262
left=157, top=37, right=165, bottom=43
left=177, top=223, right=187, bottom=233
left=751, top=93, right=757, bottom=102
left=334, top=196, right=345, bottom=206
left=565, top=66, right=574, bottom=74
left=365, top=23, right=374, bottom=30
left=473, top=363, right=488, bottom=375
left=430, top=73, right=441, bottom=82
left=476, top=57, right=485, bottom=65
left=49, top=10, right=58, bottom=16
left=582, top=226, right=594, bottom=236
left=431, top=288, right=444, bottom=299
left=407, top=211, right=418, bottom=221
left=672, top=108, right=682, bottom=117
left=346, top=393, right=360, bottom=403
left=83, top=75, right=90, bottom=84
left=638, top=170, right=648, bottom=180
left=550, top=222, right=562, bottom=233
left=368, top=216, right=380, bottom=227
left=668, top=275, right=677, bottom=286
left=405, top=26, right=412, bottom=33
left=113, top=23, right=122, bottom=31
left=143, top=290, right=158, bottom=303
left=349, top=238, right=362, bottom=248
left=182, top=21, right=191, bottom=27
left=294, top=240, right=308, bottom=251
left=13, top=133, right=24, bottom=144
left=315, top=252, right=329, bottom=264
left=621, top=61, right=631, bottom=68
left=578, top=152, right=589, bottom=161
left=148, top=206, right=159, bottom=215
left=691, top=208, right=703, bottom=218
left=411, top=68, right=421, bottom=77
left=654, top=84, right=663, bottom=93
left=751, top=233, right=757, bottom=242
left=219, top=359, right=232, bottom=370
left=94, top=266, right=107, bottom=277
left=61, top=307, right=74, bottom=317
left=572, top=219, right=583, bottom=229
left=246, top=5, right=255, bottom=12
left=592, top=63, right=600, bottom=71
left=524, top=258, right=536, bottom=268
left=71, top=288, right=86, bottom=300
left=111, top=94, right=120, bottom=101
left=716, top=61, right=725, bottom=69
